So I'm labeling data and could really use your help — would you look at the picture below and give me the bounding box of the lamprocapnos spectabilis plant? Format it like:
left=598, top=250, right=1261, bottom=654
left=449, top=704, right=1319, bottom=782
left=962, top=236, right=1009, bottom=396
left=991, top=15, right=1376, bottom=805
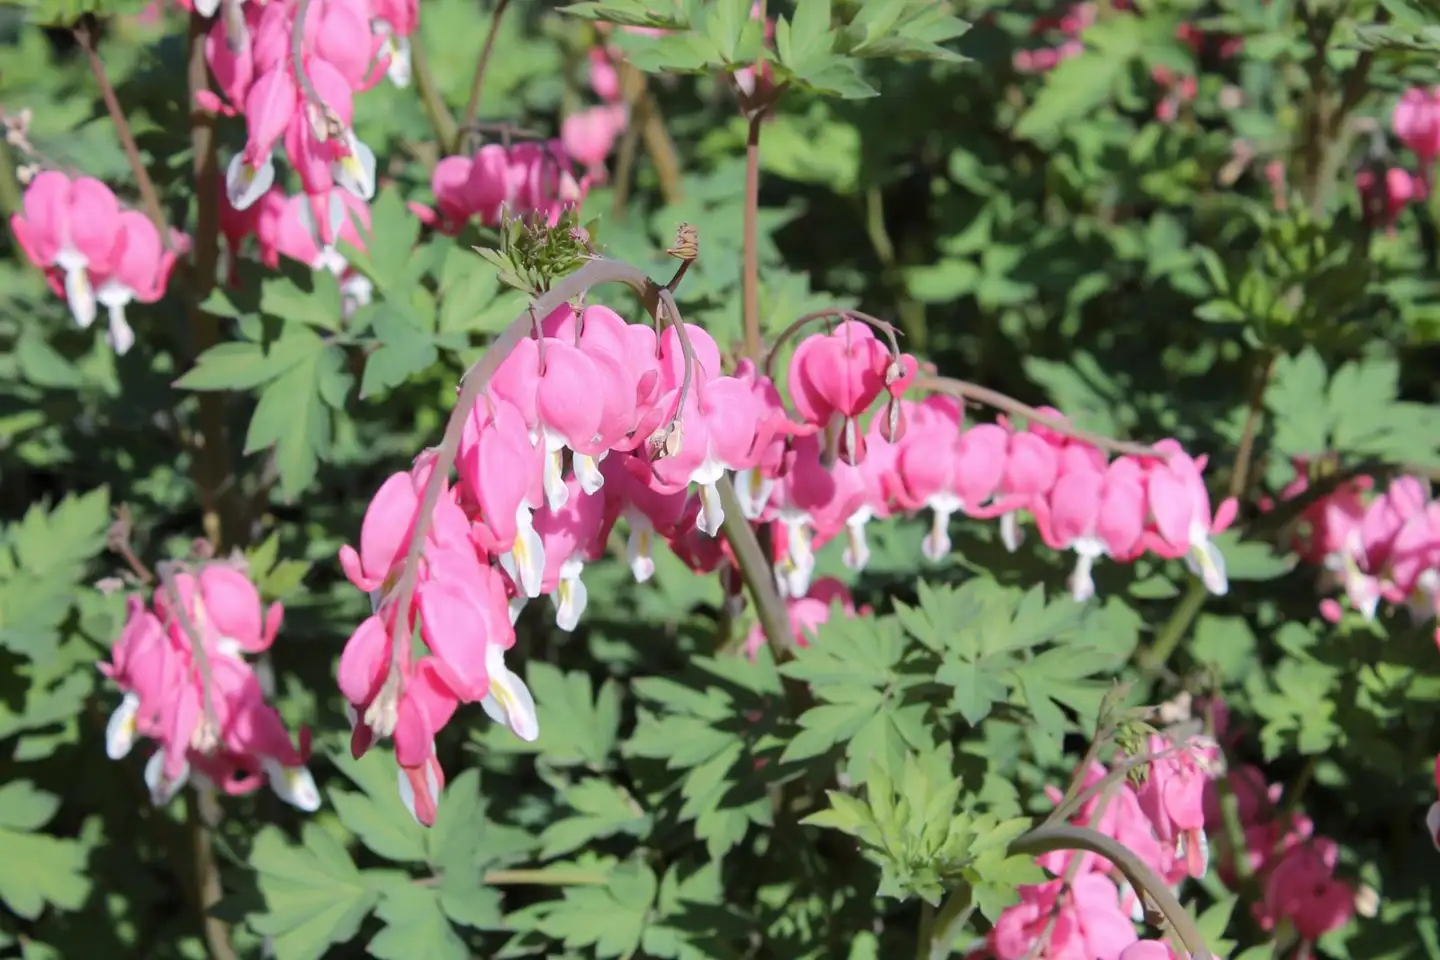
left=5, top=0, right=1440, bottom=958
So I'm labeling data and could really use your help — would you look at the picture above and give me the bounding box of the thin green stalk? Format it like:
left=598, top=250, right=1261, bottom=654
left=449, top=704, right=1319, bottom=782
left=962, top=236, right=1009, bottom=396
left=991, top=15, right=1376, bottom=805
left=461, top=0, right=511, bottom=136
left=1139, top=580, right=1207, bottom=677
left=75, top=17, right=169, bottom=239
left=741, top=112, right=763, bottom=359
left=186, top=11, right=244, bottom=550
left=863, top=185, right=926, bottom=351
left=411, top=35, right=459, bottom=153
left=484, top=868, right=607, bottom=885
left=926, top=886, right=977, bottom=960
left=716, top=477, right=796, bottom=672
left=187, top=788, right=238, bottom=960
left=915, top=900, right=937, bottom=960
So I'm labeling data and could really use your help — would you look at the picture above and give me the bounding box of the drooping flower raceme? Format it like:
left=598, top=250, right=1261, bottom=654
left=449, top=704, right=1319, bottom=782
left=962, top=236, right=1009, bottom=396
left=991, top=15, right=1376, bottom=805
left=1265, top=463, right=1440, bottom=641
left=208, top=0, right=389, bottom=212
left=100, top=563, right=319, bottom=811
left=338, top=303, right=1236, bottom=819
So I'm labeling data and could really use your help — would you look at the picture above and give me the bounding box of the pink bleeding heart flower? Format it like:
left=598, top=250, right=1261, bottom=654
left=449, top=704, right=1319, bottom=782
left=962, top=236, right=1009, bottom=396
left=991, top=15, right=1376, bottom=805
left=273, top=189, right=369, bottom=276
left=1133, top=734, right=1220, bottom=879
left=1388, top=500, right=1440, bottom=622
left=426, top=154, right=476, bottom=233
left=218, top=181, right=262, bottom=285
left=731, top=357, right=814, bottom=519
left=1144, top=439, right=1238, bottom=595
left=1255, top=839, right=1354, bottom=952
left=249, top=1, right=294, bottom=76
left=770, top=434, right=848, bottom=596
left=391, top=656, right=459, bottom=825
left=370, top=0, right=419, bottom=87
left=191, top=564, right=284, bottom=656
left=338, top=460, right=492, bottom=763
left=650, top=373, right=765, bottom=538
left=1357, top=166, right=1426, bottom=233
left=528, top=476, right=611, bottom=630
left=808, top=456, right=873, bottom=572
left=1394, top=87, right=1440, bottom=170
left=788, top=321, right=892, bottom=465
left=1033, top=458, right=1147, bottom=602
left=971, top=420, right=1061, bottom=551
left=11, top=171, right=127, bottom=332
left=503, top=140, right=588, bottom=226
left=1121, top=943, right=1178, bottom=960
left=889, top=411, right=965, bottom=563
left=601, top=452, right=690, bottom=583
left=561, top=104, right=628, bottom=174
left=284, top=56, right=377, bottom=204
left=417, top=548, right=514, bottom=700
left=226, top=65, right=297, bottom=210
left=952, top=423, right=1010, bottom=517
left=588, top=46, right=622, bottom=102
left=853, top=411, right=899, bottom=522
left=988, top=875, right=1138, bottom=960
left=568, top=351, right=643, bottom=493
left=250, top=186, right=290, bottom=268
left=338, top=469, right=424, bottom=606
left=491, top=336, right=606, bottom=513
left=457, top=396, right=547, bottom=596
left=465, top=144, right=513, bottom=226
left=93, top=211, right=182, bottom=356
left=1040, top=762, right=1176, bottom=896
left=304, top=0, right=386, bottom=93
left=199, top=1, right=259, bottom=116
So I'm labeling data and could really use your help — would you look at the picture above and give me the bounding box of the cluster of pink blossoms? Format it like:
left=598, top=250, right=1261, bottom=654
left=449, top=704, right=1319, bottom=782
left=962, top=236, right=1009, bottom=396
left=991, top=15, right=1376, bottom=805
left=1267, top=463, right=1440, bottom=639
left=1361, top=87, right=1440, bottom=232
left=411, top=41, right=631, bottom=235
left=1206, top=761, right=1355, bottom=956
left=191, top=0, right=418, bottom=214
left=1266, top=462, right=1440, bottom=831
left=982, top=736, right=1220, bottom=960
left=10, top=171, right=185, bottom=354
left=219, top=184, right=374, bottom=317
left=977, top=720, right=1352, bottom=960
left=338, top=310, right=1238, bottom=821
left=411, top=142, right=591, bottom=237
left=101, top=563, right=319, bottom=811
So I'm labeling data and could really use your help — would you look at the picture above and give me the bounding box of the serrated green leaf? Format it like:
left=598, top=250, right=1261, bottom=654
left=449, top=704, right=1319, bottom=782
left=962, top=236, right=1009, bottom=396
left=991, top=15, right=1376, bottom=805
left=0, top=825, right=89, bottom=920
left=248, top=824, right=378, bottom=960
left=535, top=861, right=657, bottom=959
left=0, top=780, right=61, bottom=831
left=368, top=884, right=468, bottom=960
left=244, top=341, right=331, bottom=500
left=539, top=779, right=651, bottom=860
left=173, top=338, right=313, bottom=392
left=359, top=304, right=440, bottom=400
left=261, top=269, right=343, bottom=333
left=329, top=749, right=429, bottom=858
left=330, top=786, right=427, bottom=862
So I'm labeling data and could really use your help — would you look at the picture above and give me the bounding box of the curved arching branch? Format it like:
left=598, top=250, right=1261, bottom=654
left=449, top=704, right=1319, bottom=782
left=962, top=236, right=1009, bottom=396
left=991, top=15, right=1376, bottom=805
left=1009, top=823, right=1212, bottom=960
